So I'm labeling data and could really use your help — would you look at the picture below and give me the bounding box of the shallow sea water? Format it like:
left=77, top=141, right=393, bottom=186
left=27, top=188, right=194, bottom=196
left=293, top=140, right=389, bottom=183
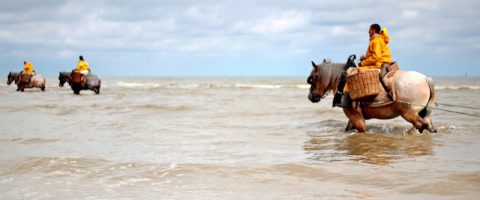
left=0, top=76, right=479, bottom=199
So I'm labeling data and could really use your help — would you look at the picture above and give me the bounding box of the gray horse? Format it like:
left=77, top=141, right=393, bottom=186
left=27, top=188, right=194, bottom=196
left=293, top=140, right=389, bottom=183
left=7, top=71, right=46, bottom=92
left=59, top=71, right=101, bottom=94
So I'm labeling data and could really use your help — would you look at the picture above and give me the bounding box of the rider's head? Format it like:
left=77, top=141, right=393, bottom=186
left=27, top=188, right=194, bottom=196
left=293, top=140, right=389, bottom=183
left=23, top=61, right=27, bottom=65
left=79, top=55, right=84, bottom=61
left=369, top=24, right=381, bottom=37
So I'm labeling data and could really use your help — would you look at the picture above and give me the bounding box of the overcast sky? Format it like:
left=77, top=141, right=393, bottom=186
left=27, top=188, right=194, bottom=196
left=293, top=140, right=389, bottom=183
left=1, top=0, right=479, bottom=76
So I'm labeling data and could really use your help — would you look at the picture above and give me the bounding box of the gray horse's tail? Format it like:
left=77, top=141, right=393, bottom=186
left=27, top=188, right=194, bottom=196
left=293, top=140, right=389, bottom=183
left=426, top=77, right=437, bottom=111
left=419, top=77, right=437, bottom=132
left=419, top=77, right=436, bottom=117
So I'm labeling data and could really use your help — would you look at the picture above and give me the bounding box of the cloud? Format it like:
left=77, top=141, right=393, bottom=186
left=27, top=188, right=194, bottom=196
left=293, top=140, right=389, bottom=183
left=0, top=0, right=479, bottom=76
left=248, top=10, right=311, bottom=34
left=401, top=10, right=418, bottom=19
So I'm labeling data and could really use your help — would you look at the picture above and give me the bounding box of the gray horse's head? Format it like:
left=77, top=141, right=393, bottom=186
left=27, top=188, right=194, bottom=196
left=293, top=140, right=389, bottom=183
left=7, top=72, right=19, bottom=85
left=58, top=71, right=70, bottom=87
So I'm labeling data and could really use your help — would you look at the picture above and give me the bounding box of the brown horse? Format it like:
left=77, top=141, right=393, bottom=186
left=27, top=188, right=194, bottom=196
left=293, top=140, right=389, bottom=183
left=307, top=60, right=437, bottom=133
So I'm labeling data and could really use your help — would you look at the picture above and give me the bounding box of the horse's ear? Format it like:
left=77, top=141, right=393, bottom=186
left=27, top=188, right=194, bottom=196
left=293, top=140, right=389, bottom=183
left=311, top=61, right=319, bottom=70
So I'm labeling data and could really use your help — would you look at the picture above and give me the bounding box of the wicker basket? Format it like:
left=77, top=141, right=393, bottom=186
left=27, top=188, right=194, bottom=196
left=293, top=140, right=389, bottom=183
left=346, top=70, right=380, bottom=100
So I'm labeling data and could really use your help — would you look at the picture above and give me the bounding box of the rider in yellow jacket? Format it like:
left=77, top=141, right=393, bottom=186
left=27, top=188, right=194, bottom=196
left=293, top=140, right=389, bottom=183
left=76, top=55, right=90, bottom=75
left=358, top=25, right=392, bottom=70
left=19, top=61, right=35, bottom=82
left=344, top=24, right=392, bottom=93
left=23, top=61, right=34, bottom=74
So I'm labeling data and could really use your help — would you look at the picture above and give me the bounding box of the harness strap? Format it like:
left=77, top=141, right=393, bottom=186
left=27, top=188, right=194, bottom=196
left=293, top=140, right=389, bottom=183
left=333, top=55, right=357, bottom=107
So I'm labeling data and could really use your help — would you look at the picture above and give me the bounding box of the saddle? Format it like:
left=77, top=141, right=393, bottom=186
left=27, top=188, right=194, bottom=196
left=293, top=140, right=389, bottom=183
left=69, top=71, right=86, bottom=85
left=20, top=74, right=32, bottom=83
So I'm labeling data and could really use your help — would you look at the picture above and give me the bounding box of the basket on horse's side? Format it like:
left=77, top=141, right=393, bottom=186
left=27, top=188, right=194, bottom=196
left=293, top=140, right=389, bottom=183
left=20, top=74, right=32, bottom=83
left=69, top=72, right=83, bottom=84
left=347, top=70, right=381, bottom=100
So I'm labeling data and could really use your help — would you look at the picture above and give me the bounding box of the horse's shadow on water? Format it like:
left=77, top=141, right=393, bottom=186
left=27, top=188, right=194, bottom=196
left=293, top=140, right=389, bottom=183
left=302, top=119, right=434, bottom=165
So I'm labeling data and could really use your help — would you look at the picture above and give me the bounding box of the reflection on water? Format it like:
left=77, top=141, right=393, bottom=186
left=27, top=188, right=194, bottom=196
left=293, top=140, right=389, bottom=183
left=343, top=133, right=433, bottom=165
left=304, top=120, right=433, bottom=165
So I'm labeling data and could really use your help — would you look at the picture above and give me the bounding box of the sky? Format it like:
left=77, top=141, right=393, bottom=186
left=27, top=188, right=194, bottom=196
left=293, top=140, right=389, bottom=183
left=0, top=0, right=479, bottom=76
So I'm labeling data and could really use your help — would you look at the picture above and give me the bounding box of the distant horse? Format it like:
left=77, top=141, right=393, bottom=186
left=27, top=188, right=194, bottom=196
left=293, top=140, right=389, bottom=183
left=307, top=60, right=437, bottom=133
left=7, top=71, right=46, bottom=92
left=59, top=71, right=101, bottom=94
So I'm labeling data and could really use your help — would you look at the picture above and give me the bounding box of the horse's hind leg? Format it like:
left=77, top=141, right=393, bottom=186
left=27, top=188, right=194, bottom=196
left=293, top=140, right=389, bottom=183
left=418, top=108, right=437, bottom=133
left=425, top=117, right=436, bottom=133
left=401, top=110, right=429, bottom=133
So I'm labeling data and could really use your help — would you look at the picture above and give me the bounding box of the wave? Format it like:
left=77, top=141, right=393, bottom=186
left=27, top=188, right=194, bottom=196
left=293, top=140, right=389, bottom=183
left=0, top=138, right=60, bottom=145
left=116, top=81, right=479, bottom=91
left=435, top=85, right=480, bottom=90
left=116, top=81, right=310, bottom=90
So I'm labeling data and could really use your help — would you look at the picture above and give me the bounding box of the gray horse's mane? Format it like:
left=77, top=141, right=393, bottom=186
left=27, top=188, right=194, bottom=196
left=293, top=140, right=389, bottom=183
left=9, top=71, right=20, bottom=76
left=317, top=60, right=345, bottom=92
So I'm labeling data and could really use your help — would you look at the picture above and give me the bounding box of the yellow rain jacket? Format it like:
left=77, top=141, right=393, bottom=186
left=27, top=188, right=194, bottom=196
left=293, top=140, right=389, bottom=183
left=344, top=28, right=392, bottom=92
left=359, top=28, right=392, bottom=71
left=23, top=62, right=34, bottom=74
left=77, top=60, right=90, bottom=72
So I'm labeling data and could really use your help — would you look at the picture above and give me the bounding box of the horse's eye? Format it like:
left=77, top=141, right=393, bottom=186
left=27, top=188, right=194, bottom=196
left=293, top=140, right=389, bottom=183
left=307, top=77, right=313, bottom=84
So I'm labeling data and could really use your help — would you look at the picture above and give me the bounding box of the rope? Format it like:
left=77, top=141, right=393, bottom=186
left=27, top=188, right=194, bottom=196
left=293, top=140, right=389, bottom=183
left=395, top=100, right=480, bottom=118
left=437, top=103, right=480, bottom=110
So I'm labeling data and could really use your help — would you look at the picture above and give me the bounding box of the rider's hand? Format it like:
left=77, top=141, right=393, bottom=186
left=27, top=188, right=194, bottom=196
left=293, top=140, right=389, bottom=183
left=360, top=55, right=365, bottom=61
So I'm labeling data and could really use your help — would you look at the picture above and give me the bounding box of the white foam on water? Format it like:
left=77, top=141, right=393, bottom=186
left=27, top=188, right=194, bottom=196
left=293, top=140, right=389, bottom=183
left=435, top=85, right=480, bottom=90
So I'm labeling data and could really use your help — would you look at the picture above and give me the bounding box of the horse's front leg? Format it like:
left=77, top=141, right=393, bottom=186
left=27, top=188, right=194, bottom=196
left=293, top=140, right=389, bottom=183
left=343, top=108, right=367, bottom=133
left=345, top=120, right=355, bottom=133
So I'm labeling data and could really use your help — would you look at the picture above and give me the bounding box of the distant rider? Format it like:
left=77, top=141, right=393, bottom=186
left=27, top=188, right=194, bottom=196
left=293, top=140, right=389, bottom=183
left=19, top=61, right=36, bottom=82
left=76, top=55, right=90, bottom=75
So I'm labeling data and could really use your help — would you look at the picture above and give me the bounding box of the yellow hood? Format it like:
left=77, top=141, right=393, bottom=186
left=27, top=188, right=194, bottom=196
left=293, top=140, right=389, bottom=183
left=380, top=27, right=390, bottom=44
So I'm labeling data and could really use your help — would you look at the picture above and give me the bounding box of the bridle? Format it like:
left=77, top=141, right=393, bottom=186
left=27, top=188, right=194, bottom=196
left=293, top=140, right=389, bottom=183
left=308, top=69, right=329, bottom=99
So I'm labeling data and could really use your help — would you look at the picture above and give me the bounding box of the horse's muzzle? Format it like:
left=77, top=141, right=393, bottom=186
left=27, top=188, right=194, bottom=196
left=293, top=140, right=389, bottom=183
left=308, top=92, right=321, bottom=103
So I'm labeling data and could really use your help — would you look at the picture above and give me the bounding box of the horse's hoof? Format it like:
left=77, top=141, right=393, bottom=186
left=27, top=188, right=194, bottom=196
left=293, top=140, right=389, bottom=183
left=418, top=128, right=424, bottom=134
